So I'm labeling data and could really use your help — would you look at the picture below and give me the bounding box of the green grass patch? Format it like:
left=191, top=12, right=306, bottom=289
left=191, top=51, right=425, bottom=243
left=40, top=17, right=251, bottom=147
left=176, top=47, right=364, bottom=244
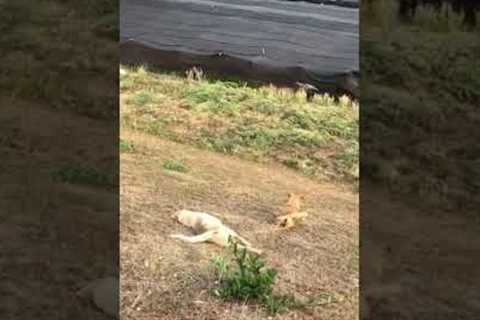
left=362, top=0, right=480, bottom=210
left=162, top=159, right=189, bottom=173
left=120, top=65, right=359, bottom=185
left=120, top=139, right=136, bottom=153
left=1, top=1, right=117, bottom=119
left=51, top=164, right=113, bottom=186
left=129, top=90, right=154, bottom=107
left=211, top=239, right=317, bottom=314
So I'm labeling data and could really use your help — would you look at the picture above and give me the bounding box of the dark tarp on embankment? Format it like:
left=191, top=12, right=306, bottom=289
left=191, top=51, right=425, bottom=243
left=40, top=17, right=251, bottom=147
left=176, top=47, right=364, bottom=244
left=279, top=0, right=359, bottom=9
left=120, top=0, right=359, bottom=97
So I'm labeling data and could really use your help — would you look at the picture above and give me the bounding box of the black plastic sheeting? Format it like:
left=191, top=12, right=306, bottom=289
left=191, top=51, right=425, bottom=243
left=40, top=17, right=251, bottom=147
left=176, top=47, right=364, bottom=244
left=279, top=0, right=359, bottom=9
left=120, top=0, right=359, bottom=98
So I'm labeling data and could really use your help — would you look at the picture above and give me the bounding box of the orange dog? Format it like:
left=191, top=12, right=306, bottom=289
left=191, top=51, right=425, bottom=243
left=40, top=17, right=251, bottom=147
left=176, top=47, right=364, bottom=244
left=276, top=193, right=308, bottom=229
left=282, top=193, right=305, bottom=214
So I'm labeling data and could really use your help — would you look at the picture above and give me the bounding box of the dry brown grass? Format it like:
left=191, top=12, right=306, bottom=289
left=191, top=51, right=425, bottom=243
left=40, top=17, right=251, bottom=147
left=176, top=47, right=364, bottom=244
left=1, top=102, right=116, bottom=319
left=120, top=129, right=359, bottom=319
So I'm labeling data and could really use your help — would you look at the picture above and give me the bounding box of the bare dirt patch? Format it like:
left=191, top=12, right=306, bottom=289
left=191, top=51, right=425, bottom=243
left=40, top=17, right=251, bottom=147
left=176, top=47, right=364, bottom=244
left=362, top=182, right=480, bottom=318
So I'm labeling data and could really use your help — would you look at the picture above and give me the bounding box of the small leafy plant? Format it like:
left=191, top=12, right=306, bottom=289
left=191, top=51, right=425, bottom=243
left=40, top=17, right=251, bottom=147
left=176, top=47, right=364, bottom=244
left=162, top=159, right=189, bottom=173
left=51, top=164, right=112, bottom=186
left=120, top=139, right=136, bottom=153
left=211, top=238, right=306, bottom=314
left=212, top=239, right=277, bottom=301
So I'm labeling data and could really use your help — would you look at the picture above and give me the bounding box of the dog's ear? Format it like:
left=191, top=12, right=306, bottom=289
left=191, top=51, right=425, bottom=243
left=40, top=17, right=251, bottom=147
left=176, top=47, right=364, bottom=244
left=287, top=192, right=293, bottom=198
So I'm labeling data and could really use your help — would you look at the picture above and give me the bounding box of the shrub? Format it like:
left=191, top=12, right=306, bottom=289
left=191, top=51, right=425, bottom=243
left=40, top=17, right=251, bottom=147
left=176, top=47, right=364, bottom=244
left=211, top=238, right=306, bottom=314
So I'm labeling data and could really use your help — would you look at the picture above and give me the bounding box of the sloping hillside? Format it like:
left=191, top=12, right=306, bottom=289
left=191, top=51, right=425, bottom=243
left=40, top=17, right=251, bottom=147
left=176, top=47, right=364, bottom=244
left=120, top=129, right=359, bottom=319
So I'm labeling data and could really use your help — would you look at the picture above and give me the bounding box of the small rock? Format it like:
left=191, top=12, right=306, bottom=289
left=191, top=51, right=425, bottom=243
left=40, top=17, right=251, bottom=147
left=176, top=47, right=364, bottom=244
left=77, top=277, right=119, bottom=318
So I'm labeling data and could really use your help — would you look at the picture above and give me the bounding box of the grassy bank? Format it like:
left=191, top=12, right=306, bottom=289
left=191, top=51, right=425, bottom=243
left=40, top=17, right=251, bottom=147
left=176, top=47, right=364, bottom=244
left=120, top=66, right=359, bottom=186
left=0, top=0, right=117, bottom=119
left=362, top=0, right=480, bottom=213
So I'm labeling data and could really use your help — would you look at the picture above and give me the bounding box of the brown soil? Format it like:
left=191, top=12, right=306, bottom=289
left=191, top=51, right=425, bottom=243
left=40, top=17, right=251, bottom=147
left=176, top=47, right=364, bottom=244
left=362, top=182, right=480, bottom=319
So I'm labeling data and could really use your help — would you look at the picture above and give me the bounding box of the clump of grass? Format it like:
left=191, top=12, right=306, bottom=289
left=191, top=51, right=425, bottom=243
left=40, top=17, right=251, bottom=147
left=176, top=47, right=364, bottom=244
left=412, top=2, right=465, bottom=32
left=51, top=164, right=112, bottom=186
left=162, top=159, right=189, bottom=173
left=363, top=0, right=399, bottom=42
left=120, top=139, right=136, bottom=153
left=120, top=76, right=134, bottom=90
left=130, top=90, right=153, bottom=107
left=211, top=241, right=277, bottom=302
left=211, top=239, right=309, bottom=314
left=362, top=0, right=480, bottom=210
left=1, top=0, right=117, bottom=119
left=183, top=81, right=251, bottom=115
left=283, top=158, right=300, bottom=169
left=185, top=66, right=204, bottom=81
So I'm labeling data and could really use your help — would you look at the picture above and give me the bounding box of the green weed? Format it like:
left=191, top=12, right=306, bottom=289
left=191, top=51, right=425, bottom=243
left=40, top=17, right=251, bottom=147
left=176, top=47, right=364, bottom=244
left=51, top=164, right=112, bottom=186
left=162, top=159, right=189, bottom=173
left=362, top=0, right=480, bottom=209
left=211, top=239, right=310, bottom=314
left=130, top=90, right=153, bottom=106
left=120, top=139, right=136, bottom=153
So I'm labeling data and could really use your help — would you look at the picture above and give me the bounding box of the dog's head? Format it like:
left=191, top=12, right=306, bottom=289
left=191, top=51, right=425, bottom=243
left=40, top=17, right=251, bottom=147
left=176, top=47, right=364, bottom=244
left=171, top=209, right=195, bottom=226
left=171, top=210, right=181, bottom=221
left=287, top=192, right=305, bottom=201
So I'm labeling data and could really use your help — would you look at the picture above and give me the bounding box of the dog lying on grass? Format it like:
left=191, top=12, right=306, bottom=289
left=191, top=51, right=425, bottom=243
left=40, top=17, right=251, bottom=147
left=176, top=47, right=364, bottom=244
left=170, top=209, right=263, bottom=255
left=276, top=193, right=308, bottom=229
left=282, top=192, right=305, bottom=215
left=276, top=211, right=309, bottom=229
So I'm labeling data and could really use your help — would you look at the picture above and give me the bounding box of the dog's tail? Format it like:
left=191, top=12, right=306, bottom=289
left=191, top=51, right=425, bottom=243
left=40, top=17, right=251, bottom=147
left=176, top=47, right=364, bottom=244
left=230, top=234, right=252, bottom=247
left=230, top=234, right=263, bottom=255
left=243, top=244, right=263, bottom=255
